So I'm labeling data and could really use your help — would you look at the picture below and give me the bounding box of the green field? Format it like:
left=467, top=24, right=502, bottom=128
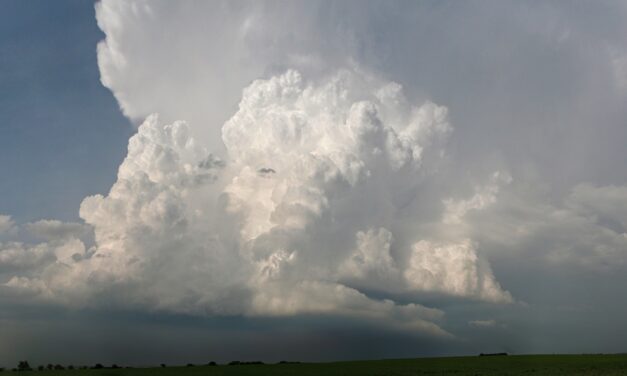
left=12, top=354, right=627, bottom=375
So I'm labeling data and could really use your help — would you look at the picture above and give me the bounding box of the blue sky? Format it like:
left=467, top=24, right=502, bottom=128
left=0, top=0, right=131, bottom=222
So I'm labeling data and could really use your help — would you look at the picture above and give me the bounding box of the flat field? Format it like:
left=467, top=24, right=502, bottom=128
left=13, top=354, right=627, bottom=375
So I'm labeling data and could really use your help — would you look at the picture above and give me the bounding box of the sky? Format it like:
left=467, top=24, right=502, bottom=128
left=0, top=0, right=132, bottom=223
left=1, top=0, right=627, bottom=367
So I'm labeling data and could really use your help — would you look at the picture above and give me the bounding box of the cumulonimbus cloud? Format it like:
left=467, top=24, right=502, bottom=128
left=0, top=0, right=522, bottom=338
left=3, top=1, right=627, bottom=347
left=0, top=65, right=513, bottom=336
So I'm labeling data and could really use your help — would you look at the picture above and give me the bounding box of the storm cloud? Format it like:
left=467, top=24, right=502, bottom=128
left=2, top=0, right=627, bottom=366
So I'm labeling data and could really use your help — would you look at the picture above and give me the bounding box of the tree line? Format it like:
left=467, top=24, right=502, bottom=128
left=1, top=359, right=301, bottom=371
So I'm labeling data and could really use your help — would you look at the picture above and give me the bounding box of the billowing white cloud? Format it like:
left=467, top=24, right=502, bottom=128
left=0, top=235, right=86, bottom=304
left=94, top=0, right=361, bottom=152
left=0, top=242, right=55, bottom=274
left=443, top=172, right=512, bottom=226
left=0, top=215, right=89, bottom=282
left=338, top=228, right=401, bottom=290
left=25, top=219, right=92, bottom=243
left=1, top=68, right=512, bottom=336
left=405, top=240, right=511, bottom=303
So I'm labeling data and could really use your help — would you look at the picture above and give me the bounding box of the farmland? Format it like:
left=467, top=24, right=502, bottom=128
left=8, top=354, right=627, bottom=375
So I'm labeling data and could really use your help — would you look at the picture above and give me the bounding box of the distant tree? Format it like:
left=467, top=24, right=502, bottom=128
left=68, top=365, right=74, bottom=370
left=17, top=361, right=32, bottom=372
left=111, top=364, right=120, bottom=369
left=230, top=361, right=264, bottom=365
left=54, top=364, right=64, bottom=370
left=93, top=363, right=104, bottom=369
left=0, top=367, right=4, bottom=372
left=46, top=364, right=53, bottom=371
left=207, top=361, right=217, bottom=366
left=186, top=363, right=195, bottom=367
left=37, top=365, right=44, bottom=371
left=160, top=364, right=166, bottom=368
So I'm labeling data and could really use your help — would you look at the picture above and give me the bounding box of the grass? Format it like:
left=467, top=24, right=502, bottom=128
left=10, top=354, right=627, bottom=375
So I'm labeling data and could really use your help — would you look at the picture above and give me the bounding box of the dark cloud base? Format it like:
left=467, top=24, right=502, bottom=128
left=0, top=309, right=456, bottom=367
